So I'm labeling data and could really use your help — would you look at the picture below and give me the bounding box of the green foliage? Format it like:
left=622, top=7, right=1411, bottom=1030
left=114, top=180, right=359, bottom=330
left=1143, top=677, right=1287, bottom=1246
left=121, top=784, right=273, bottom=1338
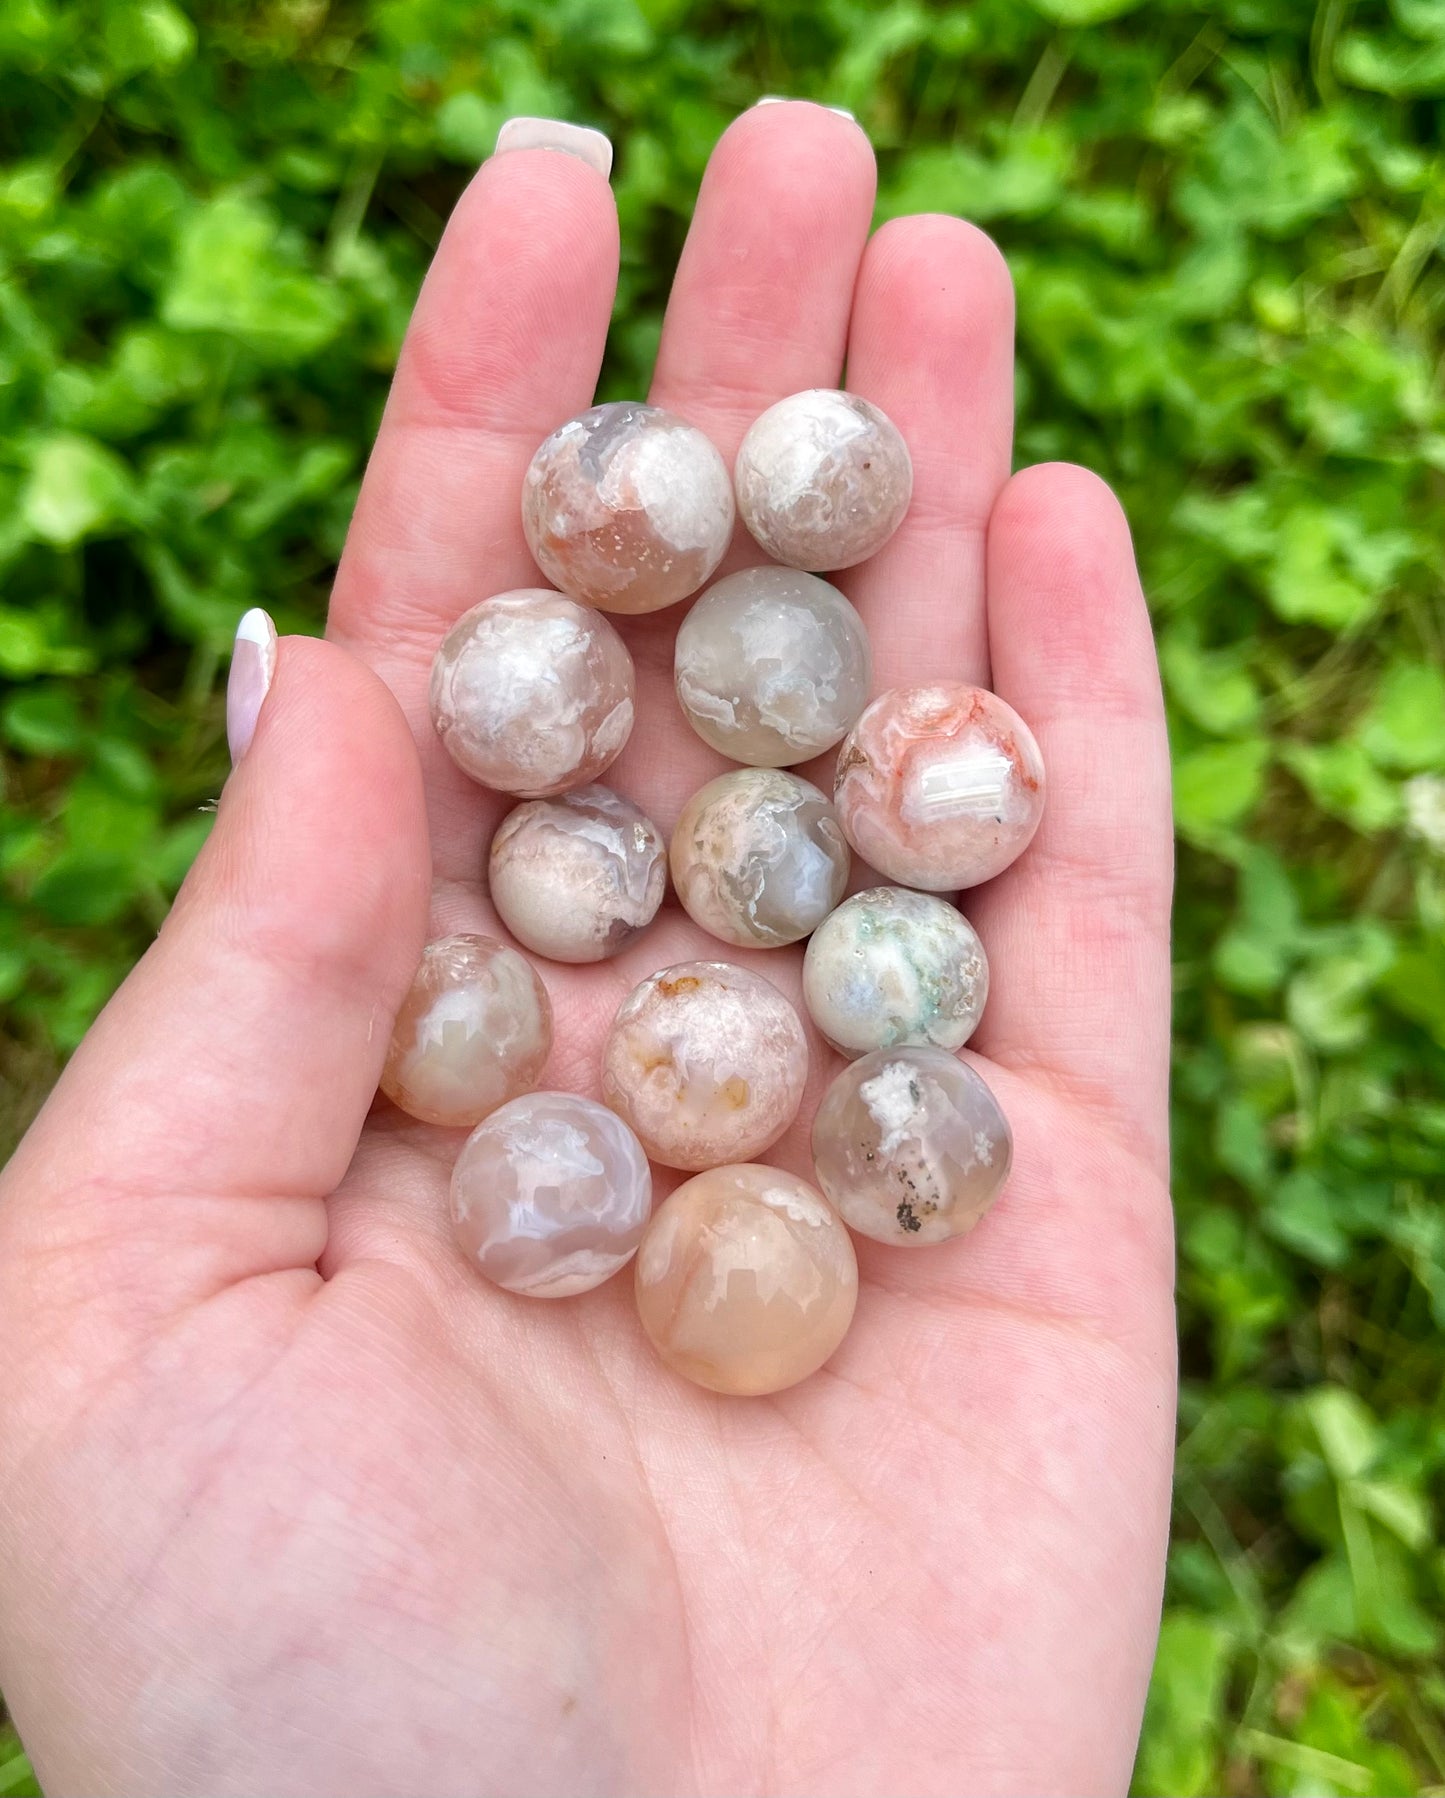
left=1, top=2, right=1442, bottom=1790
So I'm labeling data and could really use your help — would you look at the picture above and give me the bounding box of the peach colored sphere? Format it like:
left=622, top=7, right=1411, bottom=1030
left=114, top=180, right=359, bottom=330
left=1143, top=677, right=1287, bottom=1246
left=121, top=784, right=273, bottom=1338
left=834, top=683, right=1045, bottom=891
left=670, top=768, right=850, bottom=950
left=381, top=933, right=552, bottom=1128
left=522, top=402, right=734, bottom=614
left=634, top=1164, right=858, bottom=1395
left=488, top=785, right=666, bottom=964
left=812, top=1045, right=1012, bottom=1247
left=734, top=389, right=912, bottom=571
left=602, top=962, right=809, bottom=1172
left=451, top=1092, right=652, bottom=1298
left=429, top=589, right=634, bottom=798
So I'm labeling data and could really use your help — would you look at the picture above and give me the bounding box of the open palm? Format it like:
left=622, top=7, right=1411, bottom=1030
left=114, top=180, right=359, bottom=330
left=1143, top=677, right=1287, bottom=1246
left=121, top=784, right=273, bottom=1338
left=0, top=105, right=1175, bottom=1797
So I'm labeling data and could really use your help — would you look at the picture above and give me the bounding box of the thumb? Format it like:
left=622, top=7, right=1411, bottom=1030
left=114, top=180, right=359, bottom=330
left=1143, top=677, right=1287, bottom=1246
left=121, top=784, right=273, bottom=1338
left=2, top=612, right=431, bottom=1290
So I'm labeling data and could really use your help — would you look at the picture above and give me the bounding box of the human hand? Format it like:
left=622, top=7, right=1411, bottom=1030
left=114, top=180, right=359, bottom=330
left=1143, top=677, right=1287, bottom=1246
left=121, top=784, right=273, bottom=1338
left=0, top=104, right=1175, bottom=1796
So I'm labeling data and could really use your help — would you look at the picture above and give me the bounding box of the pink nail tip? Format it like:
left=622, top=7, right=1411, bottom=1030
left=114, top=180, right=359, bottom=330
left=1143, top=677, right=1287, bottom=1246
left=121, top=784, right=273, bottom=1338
left=226, top=607, right=277, bottom=764
left=494, top=117, right=613, bottom=179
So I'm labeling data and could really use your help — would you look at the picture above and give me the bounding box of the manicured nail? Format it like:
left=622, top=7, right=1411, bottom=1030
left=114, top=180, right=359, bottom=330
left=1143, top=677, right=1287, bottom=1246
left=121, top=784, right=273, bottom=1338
left=754, top=96, right=856, bottom=121
left=227, top=607, right=277, bottom=765
left=494, top=117, right=613, bottom=180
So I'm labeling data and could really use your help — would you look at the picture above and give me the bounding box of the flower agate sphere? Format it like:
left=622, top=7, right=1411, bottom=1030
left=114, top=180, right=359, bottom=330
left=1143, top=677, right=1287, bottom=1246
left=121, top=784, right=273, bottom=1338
left=381, top=934, right=552, bottom=1128
left=429, top=590, right=634, bottom=798
left=522, top=402, right=734, bottom=614
left=450, top=1093, right=652, bottom=1298
left=634, top=1166, right=858, bottom=1395
left=488, top=786, right=665, bottom=964
left=734, top=389, right=912, bottom=571
left=673, top=566, right=872, bottom=766
left=670, top=769, right=850, bottom=950
left=812, top=1045, right=1011, bottom=1247
left=834, top=683, right=1045, bottom=890
left=602, top=963, right=809, bottom=1171
left=803, top=887, right=989, bottom=1059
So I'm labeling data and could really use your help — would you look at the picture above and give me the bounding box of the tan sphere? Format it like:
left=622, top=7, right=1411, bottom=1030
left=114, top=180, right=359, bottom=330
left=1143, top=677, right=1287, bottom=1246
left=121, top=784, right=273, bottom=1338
left=634, top=1164, right=858, bottom=1395
left=381, top=934, right=552, bottom=1128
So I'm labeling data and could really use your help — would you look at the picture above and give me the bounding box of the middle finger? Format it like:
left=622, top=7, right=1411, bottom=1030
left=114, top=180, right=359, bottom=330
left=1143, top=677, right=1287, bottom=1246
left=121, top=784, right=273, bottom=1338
left=610, top=100, right=878, bottom=821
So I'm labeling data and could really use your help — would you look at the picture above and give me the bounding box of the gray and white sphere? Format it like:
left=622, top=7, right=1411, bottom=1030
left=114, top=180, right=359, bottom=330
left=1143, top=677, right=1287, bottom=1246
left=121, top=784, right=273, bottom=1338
left=674, top=565, right=872, bottom=767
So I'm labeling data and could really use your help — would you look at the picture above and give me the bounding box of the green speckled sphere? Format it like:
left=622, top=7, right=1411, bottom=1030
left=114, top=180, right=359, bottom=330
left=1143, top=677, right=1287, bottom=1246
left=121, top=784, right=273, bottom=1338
left=802, top=886, right=988, bottom=1059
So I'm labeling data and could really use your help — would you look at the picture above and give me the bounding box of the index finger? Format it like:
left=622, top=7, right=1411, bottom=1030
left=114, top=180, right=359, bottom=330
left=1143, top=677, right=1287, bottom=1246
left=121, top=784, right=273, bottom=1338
left=327, top=133, right=620, bottom=879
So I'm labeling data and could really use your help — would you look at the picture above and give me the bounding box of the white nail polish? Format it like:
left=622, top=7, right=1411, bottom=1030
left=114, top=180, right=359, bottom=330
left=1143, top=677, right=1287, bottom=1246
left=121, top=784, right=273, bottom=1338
left=226, top=608, right=278, bottom=765
left=753, top=96, right=857, bottom=121
left=494, top=117, right=613, bottom=180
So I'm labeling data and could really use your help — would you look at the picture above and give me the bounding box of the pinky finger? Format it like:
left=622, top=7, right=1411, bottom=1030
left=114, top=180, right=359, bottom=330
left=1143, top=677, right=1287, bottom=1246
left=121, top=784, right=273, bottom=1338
left=968, top=463, right=1173, bottom=1177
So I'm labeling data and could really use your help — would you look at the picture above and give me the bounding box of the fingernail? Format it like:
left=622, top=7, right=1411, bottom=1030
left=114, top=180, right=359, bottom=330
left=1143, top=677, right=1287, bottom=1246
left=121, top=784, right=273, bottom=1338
left=753, top=96, right=856, bottom=121
left=227, top=608, right=278, bottom=766
left=494, top=117, right=613, bottom=180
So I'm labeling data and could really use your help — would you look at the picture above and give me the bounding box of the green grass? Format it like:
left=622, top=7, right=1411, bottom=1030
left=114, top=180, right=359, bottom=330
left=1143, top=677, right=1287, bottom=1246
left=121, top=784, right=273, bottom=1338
left=2, top=2, right=1443, bottom=1791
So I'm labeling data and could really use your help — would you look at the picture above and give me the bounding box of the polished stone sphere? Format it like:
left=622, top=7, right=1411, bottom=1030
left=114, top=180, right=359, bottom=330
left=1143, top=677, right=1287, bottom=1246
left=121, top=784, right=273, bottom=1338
left=381, top=934, right=552, bottom=1128
left=812, top=1045, right=1011, bottom=1246
left=522, top=402, right=734, bottom=614
left=634, top=1164, right=858, bottom=1394
left=673, top=565, right=872, bottom=766
left=429, top=589, right=634, bottom=798
left=602, top=962, right=809, bottom=1171
left=802, top=886, right=989, bottom=1059
left=734, top=389, right=912, bottom=571
left=451, top=1092, right=652, bottom=1298
left=669, top=768, right=850, bottom=950
left=488, top=785, right=666, bottom=964
left=834, top=683, right=1045, bottom=890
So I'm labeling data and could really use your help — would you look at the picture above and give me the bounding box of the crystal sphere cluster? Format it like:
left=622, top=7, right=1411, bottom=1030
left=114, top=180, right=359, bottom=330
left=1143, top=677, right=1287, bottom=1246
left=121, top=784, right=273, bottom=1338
left=386, top=393, right=1046, bottom=1397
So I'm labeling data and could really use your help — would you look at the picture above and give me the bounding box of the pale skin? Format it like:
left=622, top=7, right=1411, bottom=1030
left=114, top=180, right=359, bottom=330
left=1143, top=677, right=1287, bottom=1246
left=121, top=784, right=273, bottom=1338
left=0, top=105, right=1175, bottom=1797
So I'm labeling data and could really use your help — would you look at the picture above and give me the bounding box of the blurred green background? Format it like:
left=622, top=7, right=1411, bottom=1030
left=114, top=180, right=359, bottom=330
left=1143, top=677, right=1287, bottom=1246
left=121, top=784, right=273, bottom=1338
left=1, top=0, right=1442, bottom=1791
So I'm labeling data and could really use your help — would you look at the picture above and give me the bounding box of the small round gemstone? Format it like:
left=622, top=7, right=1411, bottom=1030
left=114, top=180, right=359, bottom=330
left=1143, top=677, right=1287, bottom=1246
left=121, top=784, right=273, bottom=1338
left=812, top=1045, right=1012, bottom=1247
left=450, top=1092, right=652, bottom=1298
left=634, top=1164, right=858, bottom=1395
left=602, top=962, right=809, bottom=1171
left=488, top=785, right=666, bottom=964
left=803, top=886, right=989, bottom=1059
left=381, top=934, right=552, bottom=1128
left=673, top=565, right=872, bottom=766
left=669, top=768, right=850, bottom=950
left=734, top=389, right=912, bottom=571
left=429, top=589, right=634, bottom=798
left=522, top=402, right=734, bottom=614
left=834, top=683, right=1045, bottom=890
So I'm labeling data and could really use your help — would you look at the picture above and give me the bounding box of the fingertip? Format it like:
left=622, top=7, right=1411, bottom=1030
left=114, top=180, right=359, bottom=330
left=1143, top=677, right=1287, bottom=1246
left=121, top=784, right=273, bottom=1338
left=987, top=463, right=1158, bottom=719
left=860, top=213, right=1015, bottom=326
left=650, top=100, right=876, bottom=435
left=992, top=460, right=1131, bottom=555
left=492, top=117, right=613, bottom=181
left=724, top=96, right=877, bottom=177
left=395, top=145, right=619, bottom=430
left=842, top=213, right=1017, bottom=685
